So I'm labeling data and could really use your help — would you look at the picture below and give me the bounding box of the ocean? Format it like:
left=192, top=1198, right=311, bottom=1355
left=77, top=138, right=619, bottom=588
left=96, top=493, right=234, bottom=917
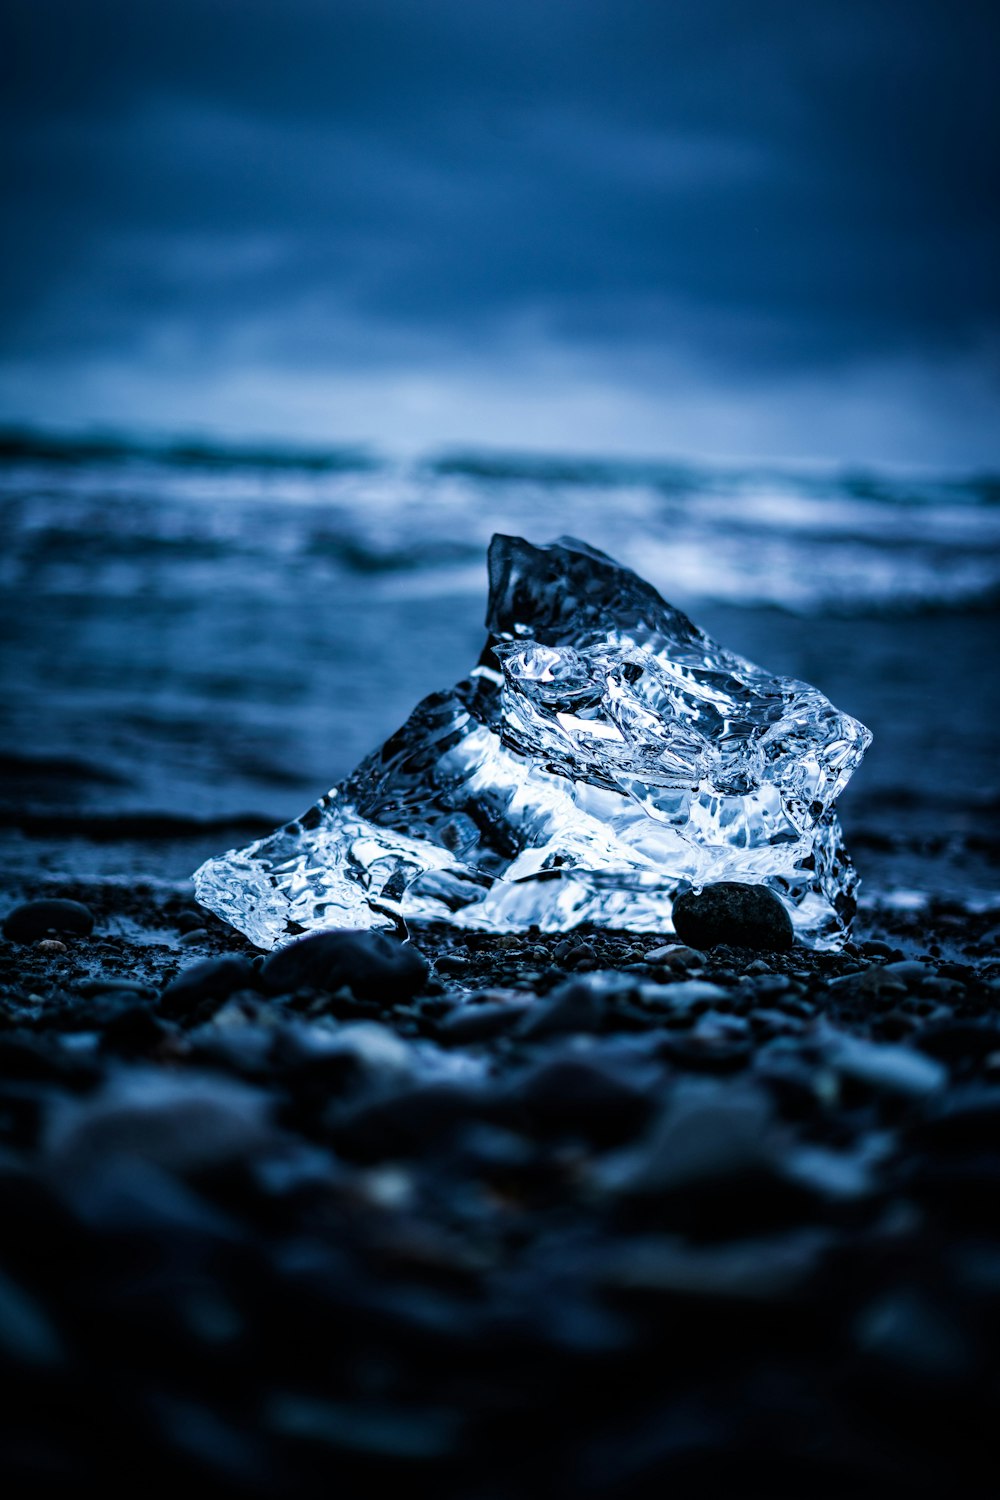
left=2, top=429, right=998, bottom=916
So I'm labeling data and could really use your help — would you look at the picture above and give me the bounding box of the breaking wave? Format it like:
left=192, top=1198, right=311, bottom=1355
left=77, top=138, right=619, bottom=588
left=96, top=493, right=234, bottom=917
left=1, top=426, right=997, bottom=616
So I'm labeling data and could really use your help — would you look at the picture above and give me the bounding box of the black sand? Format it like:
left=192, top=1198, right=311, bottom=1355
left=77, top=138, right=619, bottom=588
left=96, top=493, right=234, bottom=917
left=1, top=884, right=999, bottom=1497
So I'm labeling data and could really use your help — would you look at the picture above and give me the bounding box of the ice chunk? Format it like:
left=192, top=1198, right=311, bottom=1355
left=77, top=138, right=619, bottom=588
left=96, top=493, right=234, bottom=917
left=195, top=536, right=871, bottom=950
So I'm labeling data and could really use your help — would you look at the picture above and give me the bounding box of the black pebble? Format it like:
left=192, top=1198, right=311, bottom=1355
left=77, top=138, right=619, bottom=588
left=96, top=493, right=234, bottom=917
left=514, top=1057, right=652, bottom=1145
left=672, top=883, right=794, bottom=952
left=908, top=1089, right=1000, bottom=1153
left=439, top=998, right=531, bottom=1044
left=159, top=954, right=260, bottom=1017
left=2, top=898, right=94, bottom=944
left=99, top=1004, right=170, bottom=1055
left=260, top=929, right=428, bottom=1002
left=915, top=1020, right=1000, bottom=1064
left=332, top=1080, right=487, bottom=1160
left=516, top=978, right=605, bottom=1039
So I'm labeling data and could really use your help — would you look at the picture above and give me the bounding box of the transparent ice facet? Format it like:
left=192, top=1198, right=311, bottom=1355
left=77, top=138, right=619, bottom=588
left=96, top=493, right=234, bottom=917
left=194, top=535, right=872, bottom=950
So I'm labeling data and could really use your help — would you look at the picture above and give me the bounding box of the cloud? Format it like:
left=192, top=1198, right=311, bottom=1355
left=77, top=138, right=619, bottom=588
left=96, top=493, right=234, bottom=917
left=1, top=0, right=998, bottom=462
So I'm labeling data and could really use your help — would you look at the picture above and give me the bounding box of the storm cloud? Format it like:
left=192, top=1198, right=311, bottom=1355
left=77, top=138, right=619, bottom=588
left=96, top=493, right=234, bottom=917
left=1, top=0, right=998, bottom=462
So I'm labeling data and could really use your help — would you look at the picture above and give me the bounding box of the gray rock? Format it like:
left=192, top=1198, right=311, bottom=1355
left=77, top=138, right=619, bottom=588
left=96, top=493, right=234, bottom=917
left=882, top=960, right=934, bottom=985
left=78, top=977, right=158, bottom=1000
left=601, top=1083, right=776, bottom=1197
left=593, top=1230, right=825, bottom=1302
left=909, top=1088, right=1000, bottom=1152
left=515, top=978, right=605, bottom=1039
left=293, top=1020, right=416, bottom=1085
left=45, top=1068, right=275, bottom=1177
left=61, top=1158, right=243, bottom=1239
left=439, top=997, right=532, bottom=1044
left=513, top=1056, right=653, bottom=1143
left=639, top=979, right=729, bottom=1012
left=917, top=1020, right=1000, bottom=1064
left=644, top=943, right=697, bottom=964
left=260, top=929, right=428, bottom=1002
left=671, top=883, right=794, bottom=952
left=825, top=1031, right=947, bottom=1099
left=333, top=1078, right=488, bottom=1159
left=3, top=898, right=94, bottom=944
left=160, top=955, right=260, bottom=1017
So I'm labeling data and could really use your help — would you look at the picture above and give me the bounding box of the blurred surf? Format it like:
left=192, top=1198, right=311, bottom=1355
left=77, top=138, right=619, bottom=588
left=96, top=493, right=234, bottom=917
left=3, top=428, right=1000, bottom=617
left=1, top=427, right=997, bottom=907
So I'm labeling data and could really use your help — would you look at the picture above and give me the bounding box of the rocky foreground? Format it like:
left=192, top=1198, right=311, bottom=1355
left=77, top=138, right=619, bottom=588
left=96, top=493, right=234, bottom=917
left=1, top=885, right=999, bottom=1497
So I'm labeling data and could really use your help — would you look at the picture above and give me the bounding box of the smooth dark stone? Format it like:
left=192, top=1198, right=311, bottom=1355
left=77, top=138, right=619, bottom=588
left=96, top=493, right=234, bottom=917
left=260, top=930, right=428, bottom=1002
left=450, top=1122, right=535, bottom=1176
left=672, top=883, right=794, bottom=952
left=331, top=1080, right=489, bottom=1160
left=439, top=998, right=531, bottom=1044
left=76, top=977, right=158, bottom=1000
left=434, top=953, right=469, bottom=975
left=0, top=1032, right=95, bottom=1085
left=99, top=1004, right=170, bottom=1055
left=600, top=1083, right=843, bottom=1235
left=752, top=973, right=793, bottom=998
left=593, top=1231, right=823, bottom=1305
left=611, top=1087, right=775, bottom=1199
left=48, top=1073, right=274, bottom=1178
left=756, top=1061, right=826, bottom=1123
left=854, top=1288, right=974, bottom=1384
left=513, top=1057, right=652, bottom=1144
left=827, top=1033, right=946, bottom=1100
left=908, top=1089, right=1000, bottom=1153
left=916, top=1020, right=1000, bottom=1064
left=901, top=1157, right=1000, bottom=1232
left=526, top=1290, right=633, bottom=1357
left=657, top=1034, right=751, bottom=1075
left=69, top=990, right=160, bottom=1031
left=561, top=941, right=597, bottom=970
left=174, top=906, right=209, bottom=934
left=273, top=1019, right=415, bottom=1095
left=2, top=898, right=94, bottom=944
left=159, top=955, right=260, bottom=1017
left=515, top=979, right=605, bottom=1039
left=65, top=1159, right=248, bottom=1243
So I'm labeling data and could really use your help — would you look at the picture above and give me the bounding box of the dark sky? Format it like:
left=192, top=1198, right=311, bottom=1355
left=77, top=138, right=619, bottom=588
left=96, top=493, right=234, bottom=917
left=2, top=0, right=998, bottom=463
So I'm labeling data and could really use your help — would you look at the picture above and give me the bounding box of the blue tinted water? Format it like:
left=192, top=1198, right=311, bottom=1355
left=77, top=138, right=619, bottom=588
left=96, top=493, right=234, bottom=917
left=1, top=431, right=998, bottom=906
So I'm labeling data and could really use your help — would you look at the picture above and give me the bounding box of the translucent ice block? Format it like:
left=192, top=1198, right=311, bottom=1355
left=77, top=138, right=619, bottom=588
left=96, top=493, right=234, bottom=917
left=195, top=535, right=871, bottom=949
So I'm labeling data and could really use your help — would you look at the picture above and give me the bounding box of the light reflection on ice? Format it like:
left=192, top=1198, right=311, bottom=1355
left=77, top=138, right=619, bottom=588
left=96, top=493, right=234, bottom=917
left=195, top=535, right=871, bottom=951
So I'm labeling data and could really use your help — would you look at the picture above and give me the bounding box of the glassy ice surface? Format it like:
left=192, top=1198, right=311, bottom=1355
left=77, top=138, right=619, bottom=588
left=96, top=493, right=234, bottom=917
left=195, top=536, right=872, bottom=949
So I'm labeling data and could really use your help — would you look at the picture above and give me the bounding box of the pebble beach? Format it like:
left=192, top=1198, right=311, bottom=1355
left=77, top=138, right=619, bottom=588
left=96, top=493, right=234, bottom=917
left=2, top=437, right=998, bottom=1493
left=2, top=880, right=999, bottom=1496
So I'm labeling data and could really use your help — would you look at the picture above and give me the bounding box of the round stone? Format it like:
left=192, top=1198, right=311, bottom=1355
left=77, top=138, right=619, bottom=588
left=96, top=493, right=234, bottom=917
left=260, top=929, right=429, bottom=1002
left=671, top=883, right=794, bottom=952
left=2, top=899, right=95, bottom=945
